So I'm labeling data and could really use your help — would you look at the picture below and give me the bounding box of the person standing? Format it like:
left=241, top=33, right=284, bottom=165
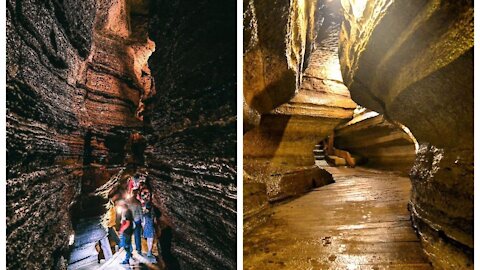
left=106, top=198, right=120, bottom=247
left=142, top=202, right=156, bottom=257
left=128, top=189, right=143, bottom=254
left=118, top=200, right=134, bottom=265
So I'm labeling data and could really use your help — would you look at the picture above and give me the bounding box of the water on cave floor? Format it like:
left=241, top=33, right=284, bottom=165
left=244, top=163, right=433, bottom=269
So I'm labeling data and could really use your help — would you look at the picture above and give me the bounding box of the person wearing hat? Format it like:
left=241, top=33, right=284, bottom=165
left=117, top=200, right=134, bottom=264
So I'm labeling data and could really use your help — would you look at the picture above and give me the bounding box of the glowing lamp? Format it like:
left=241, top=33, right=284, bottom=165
left=69, top=234, right=75, bottom=246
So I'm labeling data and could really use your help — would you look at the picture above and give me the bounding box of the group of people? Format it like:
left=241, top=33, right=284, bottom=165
left=106, top=173, right=160, bottom=265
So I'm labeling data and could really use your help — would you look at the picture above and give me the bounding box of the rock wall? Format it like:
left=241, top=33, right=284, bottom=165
left=7, top=0, right=153, bottom=268
left=339, top=0, right=473, bottom=268
left=334, top=112, right=416, bottom=174
left=145, top=1, right=237, bottom=269
left=244, top=2, right=356, bottom=203
left=243, top=0, right=318, bottom=114
left=7, top=0, right=96, bottom=268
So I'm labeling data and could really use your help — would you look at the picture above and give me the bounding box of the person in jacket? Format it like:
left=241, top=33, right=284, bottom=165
left=118, top=200, right=135, bottom=265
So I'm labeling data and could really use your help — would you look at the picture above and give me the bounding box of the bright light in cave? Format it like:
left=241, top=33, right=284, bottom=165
left=69, top=234, right=75, bottom=246
left=346, top=263, right=358, bottom=270
left=399, top=123, right=419, bottom=153
left=341, top=0, right=368, bottom=19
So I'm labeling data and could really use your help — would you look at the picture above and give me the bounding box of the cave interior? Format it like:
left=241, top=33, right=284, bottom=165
left=243, top=0, right=473, bottom=269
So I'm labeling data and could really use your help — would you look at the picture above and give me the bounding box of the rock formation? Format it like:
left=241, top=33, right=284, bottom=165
left=339, top=0, right=473, bottom=268
left=334, top=109, right=416, bottom=174
left=7, top=0, right=236, bottom=269
left=243, top=0, right=319, bottom=114
left=244, top=1, right=356, bottom=203
left=7, top=0, right=97, bottom=268
left=145, top=1, right=237, bottom=269
left=243, top=1, right=356, bottom=235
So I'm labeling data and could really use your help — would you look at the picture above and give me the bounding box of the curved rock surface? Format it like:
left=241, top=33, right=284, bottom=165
left=7, top=0, right=96, bottom=268
left=243, top=0, right=319, bottom=113
left=339, top=0, right=473, bottom=268
left=244, top=14, right=356, bottom=202
left=334, top=111, right=416, bottom=174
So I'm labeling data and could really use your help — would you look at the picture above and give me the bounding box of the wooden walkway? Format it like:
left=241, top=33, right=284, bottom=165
left=98, top=249, right=160, bottom=270
left=244, top=165, right=432, bottom=269
left=73, top=248, right=161, bottom=270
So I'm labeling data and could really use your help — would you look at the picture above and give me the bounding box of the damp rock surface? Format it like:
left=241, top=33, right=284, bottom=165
left=338, top=1, right=473, bottom=268
left=244, top=17, right=356, bottom=202
left=244, top=165, right=432, bottom=269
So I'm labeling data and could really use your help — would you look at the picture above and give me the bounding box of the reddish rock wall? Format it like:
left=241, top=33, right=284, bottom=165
left=244, top=2, right=356, bottom=204
left=7, top=0, right=154, bottom=268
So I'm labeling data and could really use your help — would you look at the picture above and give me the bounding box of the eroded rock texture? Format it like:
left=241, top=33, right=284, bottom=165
left=243, top=0, right=318, bottom=113
left=339, top=0, right=473, bottom=268
left=8, top=0, right=237, bottom=269
left=334, top=111, right=416, bottom=174
left=7, top=0, right=154, bottom=268
left=7, top=0, right=96, bottom=268
left=145, top=1, right=237, bottom=269
left=244, top=2, right=356, bottom=203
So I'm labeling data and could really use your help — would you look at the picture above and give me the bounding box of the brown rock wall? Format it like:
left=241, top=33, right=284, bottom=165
left=7, top=0, right=154, bottom=268
left=334, top=113, right=416, bottom=174
left=338, top=1, right=473, bottom=268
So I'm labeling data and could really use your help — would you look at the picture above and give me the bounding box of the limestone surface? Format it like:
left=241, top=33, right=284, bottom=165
left=7, top=1, right=237, bottom=269
left=244, top=166, right=432, bottom=269
left=339, top=0, right=473, bottom=268
left=334, top=112, right=416, bottom=174
left=244, top=21, right=356, bottom=202
left=243, top=0, right=318, bottom=113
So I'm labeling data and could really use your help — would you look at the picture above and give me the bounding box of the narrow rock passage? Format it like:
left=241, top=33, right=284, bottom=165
left=244, top=164, right=432, bottom=269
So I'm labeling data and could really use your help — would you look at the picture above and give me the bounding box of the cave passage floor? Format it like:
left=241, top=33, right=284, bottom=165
left=70, top=216, right=161, bottom=270
left=244, top=165, right=433, bottom=269
left=75, top=248, right=160, bottom=270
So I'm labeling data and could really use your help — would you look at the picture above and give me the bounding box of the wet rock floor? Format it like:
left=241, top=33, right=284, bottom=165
left=244, top=164, right=432, bottom=269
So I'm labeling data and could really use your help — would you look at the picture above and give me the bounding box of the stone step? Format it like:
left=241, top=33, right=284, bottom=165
left=314, top=144, right=324, bottom=150
left=326, top=155, right=347, bottom=166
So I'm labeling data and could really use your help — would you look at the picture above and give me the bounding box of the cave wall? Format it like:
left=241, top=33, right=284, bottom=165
left=7, top=0, right=153, bottom=268
left=145, top=1, right=237, bottom=269
left=334, top=112, right=416, bottom=174
left=243, top=0, right=318, bottom=114
left=7, top=0, right=96, bottom=268
left=243, top=1, right=356, bottom=204
left=338, top=0, right=473, bottom=268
